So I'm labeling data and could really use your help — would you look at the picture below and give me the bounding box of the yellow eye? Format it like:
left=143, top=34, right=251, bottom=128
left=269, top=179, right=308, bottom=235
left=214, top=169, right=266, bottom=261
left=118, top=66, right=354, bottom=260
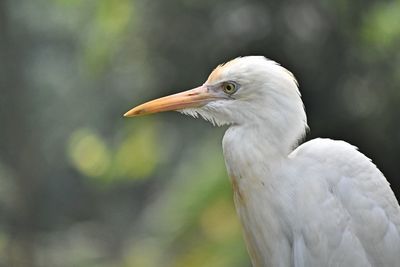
left=222, top=82, right=237, bottom=94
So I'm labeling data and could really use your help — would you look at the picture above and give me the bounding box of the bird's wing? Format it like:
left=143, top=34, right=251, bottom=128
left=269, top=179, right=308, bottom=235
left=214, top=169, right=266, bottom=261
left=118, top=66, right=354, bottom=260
left=289, top=138, right=400, bottom=267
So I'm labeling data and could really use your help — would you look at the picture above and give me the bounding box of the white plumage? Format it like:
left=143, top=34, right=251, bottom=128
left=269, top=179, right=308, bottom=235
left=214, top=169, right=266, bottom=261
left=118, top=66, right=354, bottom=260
left=124, top=56, right=400, bottom=266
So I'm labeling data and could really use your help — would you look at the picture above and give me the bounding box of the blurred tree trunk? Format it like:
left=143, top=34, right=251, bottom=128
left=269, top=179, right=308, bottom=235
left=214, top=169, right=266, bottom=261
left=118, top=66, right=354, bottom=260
left=0, top=1, right=39, bottom=266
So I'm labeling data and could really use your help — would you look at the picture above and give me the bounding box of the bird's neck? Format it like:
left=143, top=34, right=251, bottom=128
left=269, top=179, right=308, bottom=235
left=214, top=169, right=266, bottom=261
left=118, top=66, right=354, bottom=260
left=222, top=122, right=305, bottom=267
left=222, top=122, right=304, bottom=184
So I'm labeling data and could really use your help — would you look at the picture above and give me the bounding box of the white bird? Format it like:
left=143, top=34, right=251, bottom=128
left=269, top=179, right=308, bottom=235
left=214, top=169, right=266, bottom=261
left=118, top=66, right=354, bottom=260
left=124, top=56, right=400, bottom=267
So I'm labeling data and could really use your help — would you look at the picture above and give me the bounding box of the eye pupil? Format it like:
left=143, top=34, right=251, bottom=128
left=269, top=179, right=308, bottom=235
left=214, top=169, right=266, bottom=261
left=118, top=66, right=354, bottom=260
left=223, top=83, right=236, bottom=94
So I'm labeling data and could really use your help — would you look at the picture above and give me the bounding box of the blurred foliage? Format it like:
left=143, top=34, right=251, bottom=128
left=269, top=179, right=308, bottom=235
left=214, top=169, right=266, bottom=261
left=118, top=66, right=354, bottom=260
left=361, top=1, right=400, bottom=50
left=0, top=0, right=399, bottom=266
left=68, top=120, right=161, bottom=183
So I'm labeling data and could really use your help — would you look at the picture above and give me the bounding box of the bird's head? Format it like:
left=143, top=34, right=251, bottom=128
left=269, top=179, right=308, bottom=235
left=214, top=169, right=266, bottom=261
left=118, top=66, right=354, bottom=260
left=125, top=56, right=307, bottom=144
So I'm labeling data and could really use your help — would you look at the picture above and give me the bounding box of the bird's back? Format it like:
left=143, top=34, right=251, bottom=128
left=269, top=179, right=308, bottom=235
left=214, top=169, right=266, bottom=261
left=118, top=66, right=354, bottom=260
left=288, top=138, right=400, bottom=267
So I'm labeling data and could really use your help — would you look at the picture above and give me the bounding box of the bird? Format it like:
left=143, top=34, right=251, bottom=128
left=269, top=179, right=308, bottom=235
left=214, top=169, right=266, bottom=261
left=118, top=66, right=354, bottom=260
left=124, top=56, right=400, bottom=267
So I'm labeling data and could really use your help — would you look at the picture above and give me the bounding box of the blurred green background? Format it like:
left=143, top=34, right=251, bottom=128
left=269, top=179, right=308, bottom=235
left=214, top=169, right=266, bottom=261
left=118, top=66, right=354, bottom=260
left=1, top=0, right=400, bottom=266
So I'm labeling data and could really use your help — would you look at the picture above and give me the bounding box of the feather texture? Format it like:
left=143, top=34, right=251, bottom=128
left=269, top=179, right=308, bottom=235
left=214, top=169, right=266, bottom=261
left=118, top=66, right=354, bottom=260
left=214, top=57, right=400, bottom=266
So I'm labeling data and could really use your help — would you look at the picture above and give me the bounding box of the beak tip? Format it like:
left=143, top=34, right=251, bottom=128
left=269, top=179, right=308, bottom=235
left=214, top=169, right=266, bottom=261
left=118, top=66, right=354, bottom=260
left=123, top=110, right=134, bottom=117
left=124, top=108, right=143, bottom=118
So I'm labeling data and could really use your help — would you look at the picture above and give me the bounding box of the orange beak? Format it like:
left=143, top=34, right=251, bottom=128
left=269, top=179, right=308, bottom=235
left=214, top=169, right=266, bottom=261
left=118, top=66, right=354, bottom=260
left=124, top=85, right=216, bottom=117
